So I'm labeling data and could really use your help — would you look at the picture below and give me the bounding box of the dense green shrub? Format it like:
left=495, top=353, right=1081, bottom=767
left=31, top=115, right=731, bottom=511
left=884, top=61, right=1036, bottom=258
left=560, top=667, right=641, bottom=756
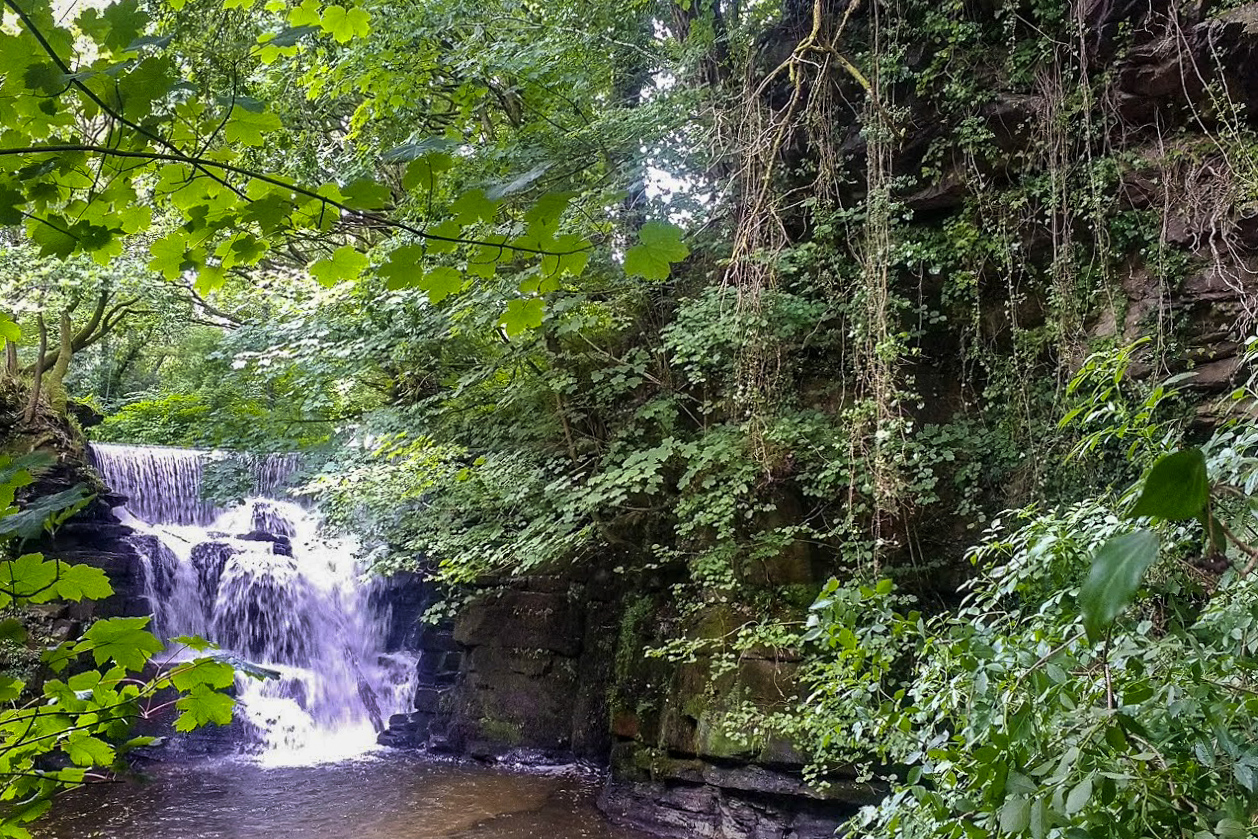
left=790, top=425, right=1258, bottom=838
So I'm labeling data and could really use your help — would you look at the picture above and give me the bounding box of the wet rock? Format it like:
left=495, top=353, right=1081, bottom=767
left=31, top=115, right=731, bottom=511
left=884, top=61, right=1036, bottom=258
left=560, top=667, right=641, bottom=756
left=1201, top=5, right=1258, bottom=119
left=366, top=571, right=425, bottom=651
left=191, top=541, right=236, bottom=605
left=237, top=531, right=294, bottom=557
left=900, top=168, right=968, bottom=214
left=598, top=777, right=861, bottom=839
left=211, top=554, right=318, bottom=665
left=66, top=400, right=103, bottom=429
left=413, top=686, right=451, bottom=714
left=131, top=533, right=181, bottom=600
left=453, top=590, right=581, bottom=656
left=250, top=501, right=296, bottom=537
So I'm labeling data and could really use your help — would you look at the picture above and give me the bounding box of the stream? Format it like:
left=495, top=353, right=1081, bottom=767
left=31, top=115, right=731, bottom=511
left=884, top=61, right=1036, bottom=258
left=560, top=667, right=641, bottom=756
left=36, top=754, right=648, bottom=839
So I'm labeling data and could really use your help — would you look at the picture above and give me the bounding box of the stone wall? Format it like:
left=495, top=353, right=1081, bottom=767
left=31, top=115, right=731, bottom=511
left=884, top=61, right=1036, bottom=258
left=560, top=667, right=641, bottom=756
left=380, top=574, right=618, bottom=762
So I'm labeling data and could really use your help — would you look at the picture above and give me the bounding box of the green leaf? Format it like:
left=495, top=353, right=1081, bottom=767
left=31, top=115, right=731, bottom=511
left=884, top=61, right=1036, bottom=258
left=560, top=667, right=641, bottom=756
left=499, top=298, right=545, bottom=336
left=424, top=220, right=462, bottom=254
left=523, top=191, right=575, bottom=228
left=319, top=4, right=371, bottom=43
left=28, top=217, right=79, bottom=259
left=467, top=236, right=507, bottom=278
left=418, top=266, right=463, bottom=304
left=540, top=233, right=590, bottom=279
left=0, top=185, right=25, bottom=226
left=148, top=234, right=190, bottom=280
left=402, top=154, right=454, bottom=192
left=63, top=735, right=115, bottom=767
left=624, top=221, right=689, bottom=280
left=1128, top=448, right=1209, bottom=521
left=241, top=190, right=296, bottom=232
left=174, top=685, right=235, bottom=731
left=99, top=0, right=149, bottom=51
left=1079, top=529, right=1159, bottom=642
left=450, top=189, right=499, bottom=224
left=287, top=0, right=321, bottom=26
left=0, top=315, right=19, bottom=343
left=0, top=554, right=58, bottom=603
left=172, top=635, right=216, bottom=652
left=115, top=55, right=176, bottom=120
left=0, top=618, right=27, bottom=645
left=76, top=617, right=163, bottom=672
left=0, top=486, right=93, bottom=541
left=1064, top=776, right=1092, bottom=815
left=1217, top=820, right=1248, bottom=839
left=54, top=564, right=113, bottom=602
left=378, top=244, right=424, bottom=290
left=223, top=106, right=282, bottom=147
left=0, top=676, right=24, bottom=702
left=195, top=263, right=226, bottom=296
left=170, top=658, right=235, bottom=692
left=67, top=670, right=101, bottom=692
left=1029, top=797, right=1048, bottom=839
left=341, top=178, right=392, bottom=211
left=999, top=795, right=1031, bottom=834
left=309, top=246, right=368, bottom=287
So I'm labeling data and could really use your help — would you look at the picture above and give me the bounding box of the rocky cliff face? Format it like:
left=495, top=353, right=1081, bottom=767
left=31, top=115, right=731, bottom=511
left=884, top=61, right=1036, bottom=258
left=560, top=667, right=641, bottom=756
left=380, top=570, right=873, bottom=838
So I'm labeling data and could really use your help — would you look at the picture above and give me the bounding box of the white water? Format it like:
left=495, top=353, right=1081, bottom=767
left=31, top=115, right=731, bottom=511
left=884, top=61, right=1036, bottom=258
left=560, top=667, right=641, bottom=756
left=90, top=443, right=416, bottom=767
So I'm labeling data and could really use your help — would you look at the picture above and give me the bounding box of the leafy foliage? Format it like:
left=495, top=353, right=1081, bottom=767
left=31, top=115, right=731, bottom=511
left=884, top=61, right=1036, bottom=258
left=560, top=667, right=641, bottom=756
left=782, top=424, right=1258, bottom=839
left=3, top=0, right=1257, bottom=834
left=0, top=0, right=689, bottom=337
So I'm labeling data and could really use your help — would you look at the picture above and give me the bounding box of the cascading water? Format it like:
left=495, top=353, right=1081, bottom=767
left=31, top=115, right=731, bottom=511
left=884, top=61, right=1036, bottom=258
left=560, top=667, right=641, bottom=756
left=89, top=443, right=416, bottom=766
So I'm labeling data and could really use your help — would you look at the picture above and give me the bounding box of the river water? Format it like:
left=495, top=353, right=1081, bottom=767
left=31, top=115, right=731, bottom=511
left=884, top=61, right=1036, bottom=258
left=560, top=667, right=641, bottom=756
left=37, top=754, right=648, bottom=839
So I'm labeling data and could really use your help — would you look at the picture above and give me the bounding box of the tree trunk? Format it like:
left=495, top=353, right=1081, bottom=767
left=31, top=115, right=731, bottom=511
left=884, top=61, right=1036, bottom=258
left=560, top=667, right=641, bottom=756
left=22, top=316, right=48, bottom=424
left=3, top=340, right=15, bottom=378
left=45, top=311, right=73, bottom=414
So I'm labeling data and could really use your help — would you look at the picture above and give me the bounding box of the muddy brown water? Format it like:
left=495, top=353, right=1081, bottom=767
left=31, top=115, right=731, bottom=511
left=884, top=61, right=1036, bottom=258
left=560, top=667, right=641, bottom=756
left=36, top=754, right=652, bottom=839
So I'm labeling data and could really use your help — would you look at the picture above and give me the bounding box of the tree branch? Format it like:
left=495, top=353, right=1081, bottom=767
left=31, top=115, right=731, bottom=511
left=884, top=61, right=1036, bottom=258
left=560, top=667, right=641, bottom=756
left=0, top=144, right=593, bottom=258
left=182, top=283, right=242, bottom=327
left=22, top=316, right=47, bottom=425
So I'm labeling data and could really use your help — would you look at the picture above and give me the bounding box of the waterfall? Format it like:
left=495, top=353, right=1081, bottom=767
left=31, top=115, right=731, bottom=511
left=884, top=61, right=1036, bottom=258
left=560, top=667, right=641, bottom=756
left=89, top=443, right=304, bottom=525
left=90, top=443, right=417, bottom=766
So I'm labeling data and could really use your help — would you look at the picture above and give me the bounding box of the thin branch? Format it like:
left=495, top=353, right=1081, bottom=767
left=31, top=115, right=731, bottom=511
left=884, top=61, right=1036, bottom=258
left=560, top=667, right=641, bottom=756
left=0, top=144, right=591, bottom=257
left=22, top=315, right=47, bottom=424
left=182, top=283, right=242, bottom=326
left=2, top=0, right=248, bottom=201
